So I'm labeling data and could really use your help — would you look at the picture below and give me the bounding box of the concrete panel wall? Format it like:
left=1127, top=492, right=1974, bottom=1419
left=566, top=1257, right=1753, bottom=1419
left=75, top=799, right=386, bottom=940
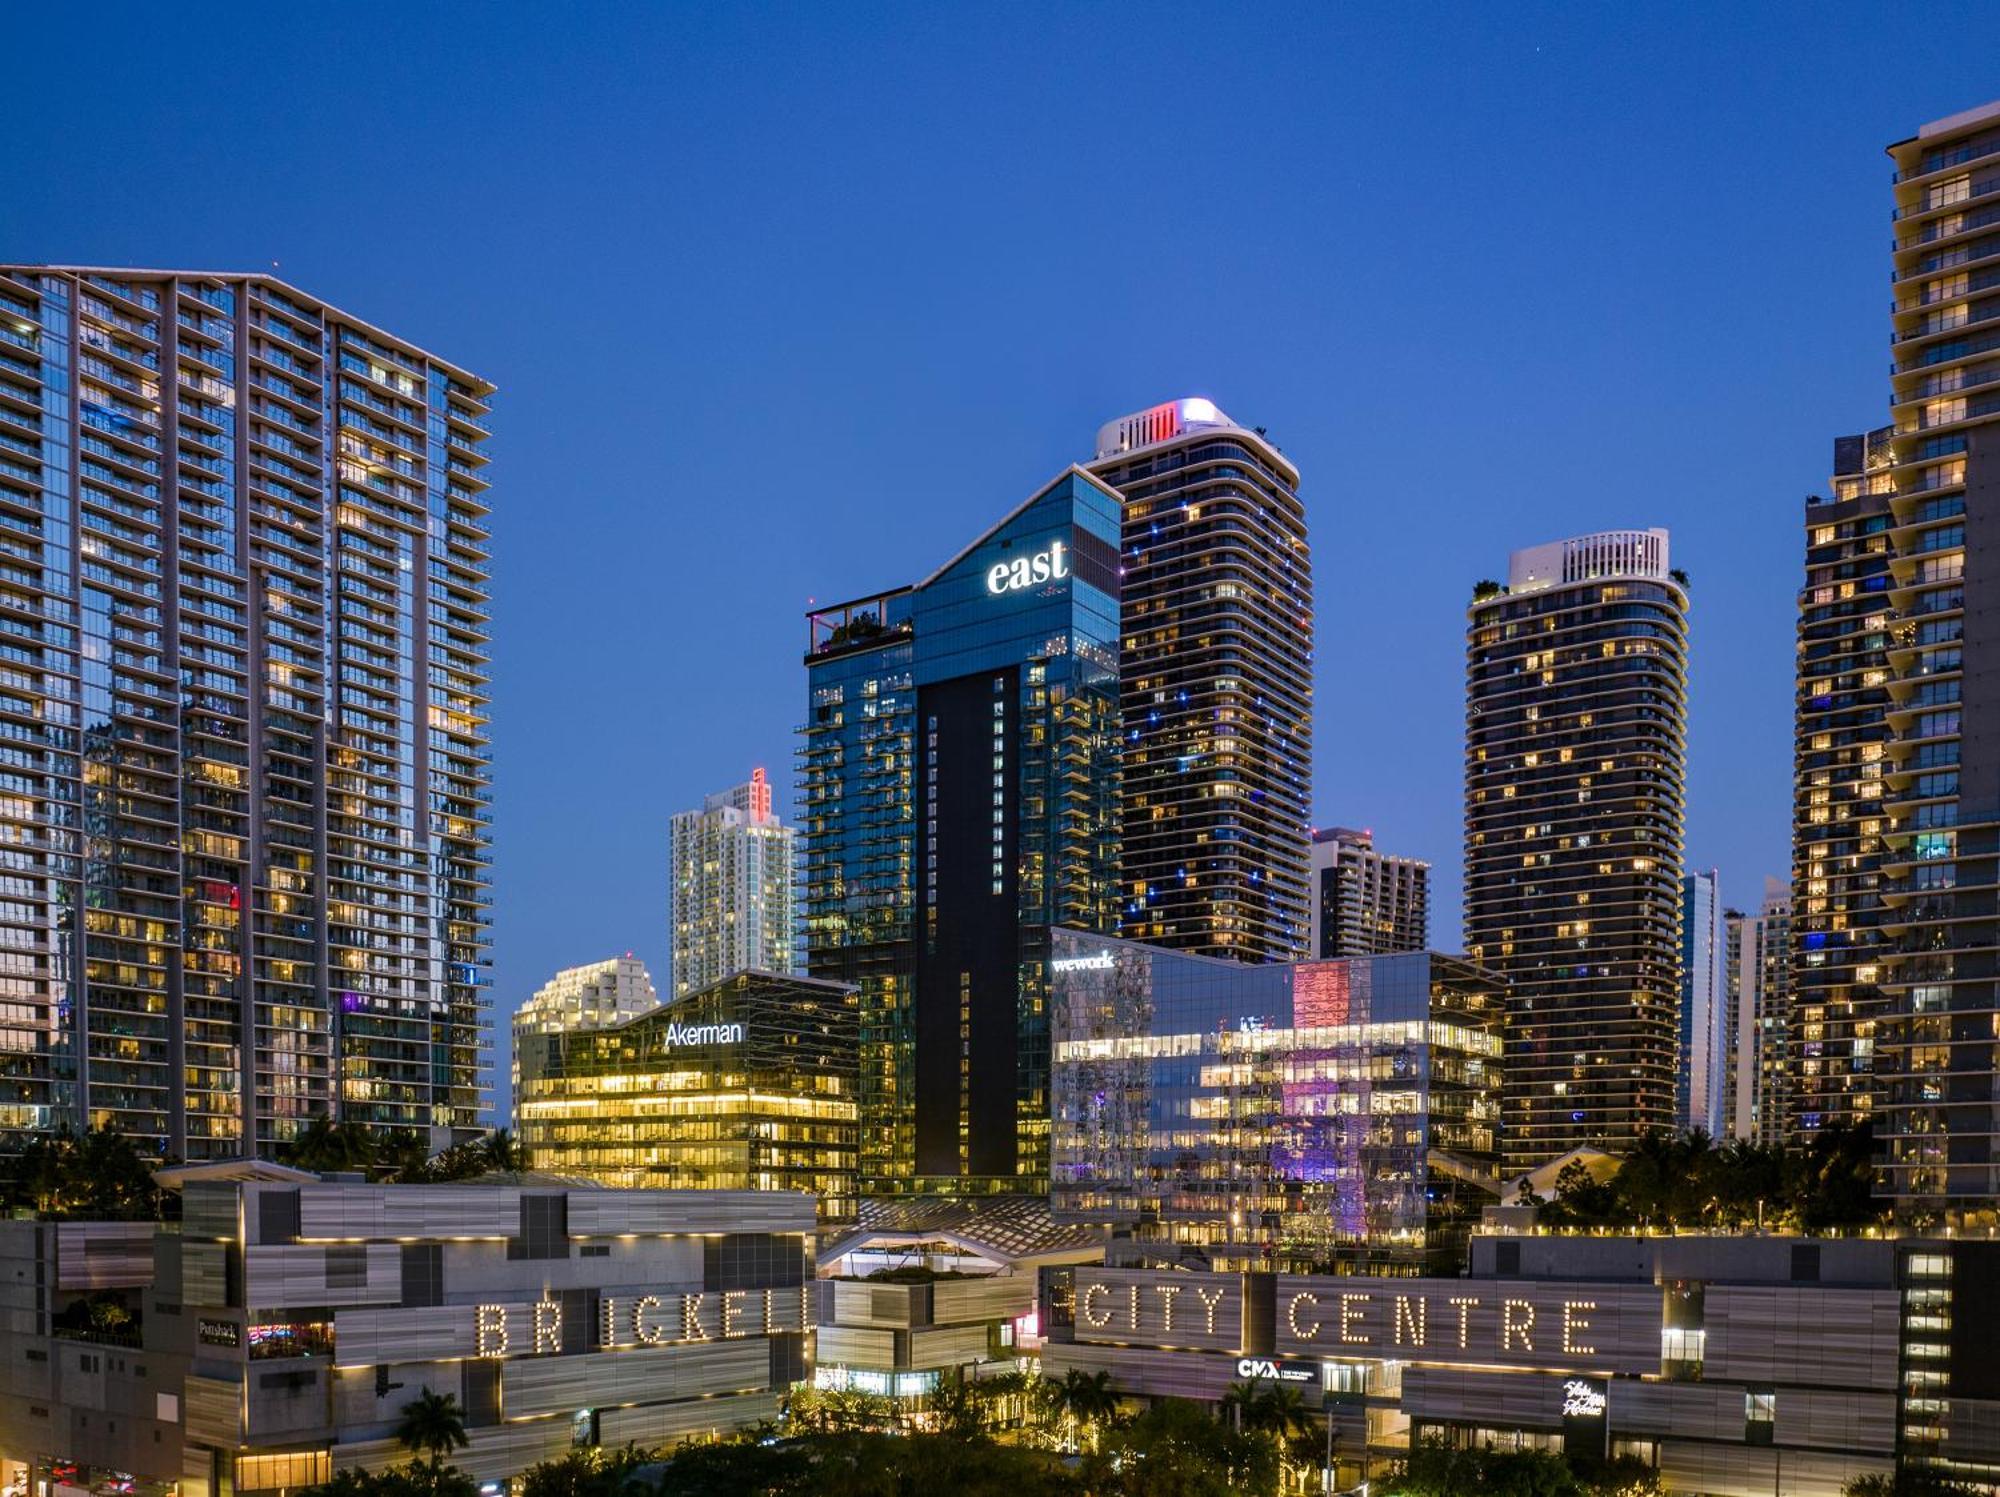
left=1702, top=1285, right=1900, bottom=1390
left=243, top=1245, right=401, bottom=1310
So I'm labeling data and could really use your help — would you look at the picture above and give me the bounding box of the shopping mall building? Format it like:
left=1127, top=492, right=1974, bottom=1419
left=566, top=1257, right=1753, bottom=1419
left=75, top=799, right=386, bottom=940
left=0, top=1173, right=815, bottom=1497
left=1041, top=1232, right=2000, bottom=1495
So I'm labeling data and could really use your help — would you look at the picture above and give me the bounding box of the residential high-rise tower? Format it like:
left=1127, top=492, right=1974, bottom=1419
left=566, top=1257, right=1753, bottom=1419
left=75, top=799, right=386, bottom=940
left=1678, top=868, right=1726, bottom=1138
left=801, top=468, right=1122, bottom=1194
left=1792, top=429, right=1892, bottom=1142
left=509, top=954, right=658, bottom=1119
left=1309, top=825, right=1429, bottom=958
left=1464, top=529, right=1689, bottom=1172
left=1725, top=879, right=1793, bottom=1147
left=0, top=266, right=493, bottom=1157
left=1088, top=398, right=1311, bottom=963
left=1873, top=101, right=2000, bottom=1217
left=668, top=766, right=797, bottom=997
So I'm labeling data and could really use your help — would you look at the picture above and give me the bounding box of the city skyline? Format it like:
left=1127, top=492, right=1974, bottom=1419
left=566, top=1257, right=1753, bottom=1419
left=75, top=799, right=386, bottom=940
left=12, top=8, right=2000, bottom=1110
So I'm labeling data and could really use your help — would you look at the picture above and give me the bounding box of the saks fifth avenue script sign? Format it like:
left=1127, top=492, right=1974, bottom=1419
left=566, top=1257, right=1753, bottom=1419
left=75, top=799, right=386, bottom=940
left=987, top=539, right=1070, bottom=596
left=464, top=1288, right=809, bottom=1359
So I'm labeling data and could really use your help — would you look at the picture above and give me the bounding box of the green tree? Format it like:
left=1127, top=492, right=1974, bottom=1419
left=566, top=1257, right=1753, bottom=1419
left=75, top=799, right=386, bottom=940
left=1094, top=1397, right=1279, bottom=1497
left=1845, top=1471, right=1988, bottom=1496
left=283, top=1116, right=377, bottom=1175
left=481, top=1128, right=530, bottom=1174
left=0, top=1125, right=163, bottom=1221
left=395, top=1388, right=470, bottom=1497
left=518, top=1443, right=654, bottom=1497
left=1793, top=1119, right=1885, bottom=1232
left=1050, top=1367, right=1120, bottom=1451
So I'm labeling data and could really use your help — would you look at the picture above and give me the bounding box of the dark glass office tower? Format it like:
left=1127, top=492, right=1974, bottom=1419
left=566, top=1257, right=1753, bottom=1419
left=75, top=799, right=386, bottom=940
left=0, top=266, right=493, bottom=1157
left=1088, top=399, right=1311, bottom=964
left=1464, top=530, right=1689, bottom=1173
left=1792, top=430, right=1892, bottom=1143
left=800, top=469, right=1122, bottom=1194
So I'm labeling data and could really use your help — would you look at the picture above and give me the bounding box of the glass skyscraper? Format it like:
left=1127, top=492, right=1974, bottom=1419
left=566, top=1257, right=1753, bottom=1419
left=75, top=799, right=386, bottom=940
left=800, top=469, right=1122, bottom=1195
left=0, top=266, right=493, bottom=1156
left=1047, top=928, right=1502, bottom=1275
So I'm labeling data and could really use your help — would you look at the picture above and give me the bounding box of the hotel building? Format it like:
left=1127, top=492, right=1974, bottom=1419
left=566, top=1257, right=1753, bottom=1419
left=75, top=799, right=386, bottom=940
left=0, top=265, right=494, bottom=1156
left=1465, top=530, right=1690, bottom=1173
left=1039, top=1233, right=2000, bottom=1494
left=1047, top=928, right=1502, bottom=1275
left=0, top=1177, right=812, bottom=1497
left=1724, top=881, right=1793, bottom=1147
left=1793, top=428, right=1892, bottom=1142
left=1309, top=826, right=1430, bottom=959
left=508, top=955, right=658, bottom=1119
left=1089, top=398, right=1312, bottom=964
left=513, top=969, right=858, bottom=1223
left=800, top=469, right=1123, bottom=1194
left=667, top=767, right=797, bottom=998
left=1678, top=869, right=1726, bottom=1139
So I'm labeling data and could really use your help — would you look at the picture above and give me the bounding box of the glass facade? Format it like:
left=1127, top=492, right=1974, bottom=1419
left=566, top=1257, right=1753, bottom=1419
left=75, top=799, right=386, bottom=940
left=1047, top=928, right=1502, bottom=1274
left=514, top=969, right=859, bottom=1222
left=0, top=266, right=492, bottom=1156
left=801, top=470, right=1122, bottom=1195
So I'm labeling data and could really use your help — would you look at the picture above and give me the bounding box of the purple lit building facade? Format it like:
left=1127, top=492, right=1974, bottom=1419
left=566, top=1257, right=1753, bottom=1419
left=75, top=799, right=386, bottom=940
left=1046, top=928, right=1503, bottom=1275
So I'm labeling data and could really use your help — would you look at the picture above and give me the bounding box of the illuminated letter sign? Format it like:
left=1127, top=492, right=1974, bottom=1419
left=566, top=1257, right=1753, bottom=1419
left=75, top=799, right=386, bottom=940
left=986, top=539, right=1070, bottom=596
left=1236, top=1357, right=1313, bottom=1384
left=534, top=1299, right=562, bottom=1354
left=1050, top=951, right=1114, bottom=974
left=475, top=1304, right=509, bottom=1358
left=1562, top=1379, right=1607, bottom=1419
left=663, top=1021, right=744, bottom=1047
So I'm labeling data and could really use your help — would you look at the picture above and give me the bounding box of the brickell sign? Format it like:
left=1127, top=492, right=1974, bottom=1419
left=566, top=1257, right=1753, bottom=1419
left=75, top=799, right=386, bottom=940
left=1275, top=1277, right=1663, bottom=1375
left=469, top=1289, right=806, bottom=1358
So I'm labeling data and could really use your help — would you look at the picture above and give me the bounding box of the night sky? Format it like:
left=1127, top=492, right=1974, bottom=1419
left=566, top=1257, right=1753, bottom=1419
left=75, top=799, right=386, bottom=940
left=10, top=2, right=2000, bottom=1112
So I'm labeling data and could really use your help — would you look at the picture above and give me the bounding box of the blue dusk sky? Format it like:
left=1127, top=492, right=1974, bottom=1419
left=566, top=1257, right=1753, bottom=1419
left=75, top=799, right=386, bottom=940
left=9, top=2, right=2000, bottom=1107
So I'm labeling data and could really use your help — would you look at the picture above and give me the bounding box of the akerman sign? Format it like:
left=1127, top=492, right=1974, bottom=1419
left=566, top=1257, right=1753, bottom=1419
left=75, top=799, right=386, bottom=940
left=663, top=1021, right=744, bottom=1047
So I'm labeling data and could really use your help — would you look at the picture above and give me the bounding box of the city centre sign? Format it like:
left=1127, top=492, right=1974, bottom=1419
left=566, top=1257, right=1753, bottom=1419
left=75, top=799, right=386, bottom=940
left=987, top=539, right=1070, bottom=596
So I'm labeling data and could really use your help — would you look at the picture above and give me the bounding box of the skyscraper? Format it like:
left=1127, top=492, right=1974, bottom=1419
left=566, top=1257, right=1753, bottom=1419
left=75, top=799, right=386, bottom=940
left=1088, top=398, right=1312, bottom=964
left=668, top=766, right=797, bottom=997
left=1308, top=825, right=1430, bottom=958
left=1677, top=868, right=1726, bottom=1139
left=801, top=468, right=1122, bottom=1195
left=1725, top=879, right=1793, bottom=1147
left=0, top=265, right=493, bottom=1157
left=509, top=954, right=659, bottom=1119
left=1792, top=429, right=1892, bottom=1142
left=1464, top=529, right=1689, bottom=1173
left=1875, top=100, right=2000, bottom=1216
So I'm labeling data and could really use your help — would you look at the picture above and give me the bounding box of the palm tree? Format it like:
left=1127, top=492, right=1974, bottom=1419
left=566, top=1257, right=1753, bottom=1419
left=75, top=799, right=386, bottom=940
left=397, top=1387, right=470, bottom=1488
left=283, top=1116, right=376, bottom=1175
left=1056, top=1368, right=1119, bottom=1451
left=481, top=1128, right=529, bottom=1174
